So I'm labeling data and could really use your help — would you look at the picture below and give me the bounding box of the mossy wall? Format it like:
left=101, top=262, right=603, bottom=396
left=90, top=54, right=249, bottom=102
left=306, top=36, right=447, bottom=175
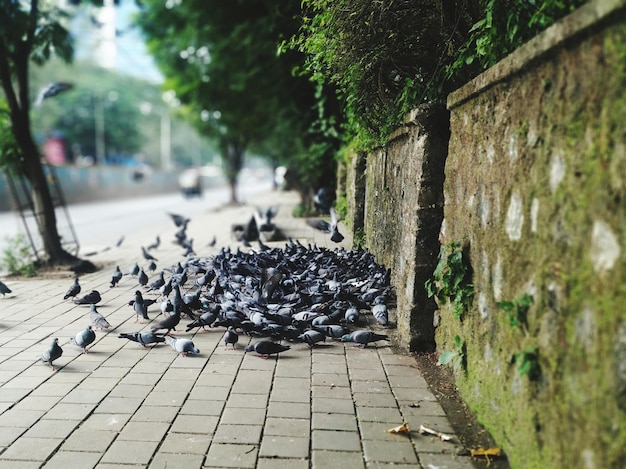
left=363, top=104, right=449, bottom=352
left=439, top=1, right=626, bottom=467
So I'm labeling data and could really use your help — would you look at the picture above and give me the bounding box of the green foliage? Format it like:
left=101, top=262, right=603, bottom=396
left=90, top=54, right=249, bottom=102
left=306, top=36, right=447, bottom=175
left=1, top=235, right=37, bottom=277
left=497, top=293, right=533, bottom=329
left=291, top=0, right=454, bottom=148
left=514, top=346, right=541, bottom=381
left=438, top=334, right=466, bottom=372
left=425, top=240, right=474, bottom=321
left=0, top=100, right=22, bottom=170
left=352, top=227, right=366, bottom=249
left=446, top=0, right=587, bottom=81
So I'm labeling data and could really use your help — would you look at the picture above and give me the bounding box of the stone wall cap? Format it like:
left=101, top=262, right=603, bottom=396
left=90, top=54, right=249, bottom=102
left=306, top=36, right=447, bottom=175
left=446, top=0, right=626, bottom=110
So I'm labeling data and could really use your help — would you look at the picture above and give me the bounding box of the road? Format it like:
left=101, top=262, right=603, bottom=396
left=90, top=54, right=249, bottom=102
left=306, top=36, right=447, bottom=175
left=0, top=178, right=273, bottom=264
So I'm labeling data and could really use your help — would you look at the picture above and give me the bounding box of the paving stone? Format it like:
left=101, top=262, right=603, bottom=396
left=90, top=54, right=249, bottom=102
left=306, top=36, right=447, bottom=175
left=274, top=365, right=311, bottom=378
left=312, top=450, right=365, bottom=469
left=157, top=432, right=212, bottom=454
left=132, top=405, right=180, bottom=422
left=0, top=461, right=40, bottom=469
left=311, top=373, right=350, bottom=388
left=107, top=384, right=153, bottom=399
left=312, top=397, right=355, bottom=414
left=312, top=412, right=358, bottom=432
left=220, top=407, right=266, bottom=426
left=418, top=451, right=476, bottom=468
left=117, top=421, right=169, bottom=441
left=61, top=429, right=118, bottom=452
left=22, top=418, right=79, bottom=439
left=44, top=402, right=97, bottom=421
left=180, top=399, right=225, bottom=416
left=270, top=388, right=310, bottom=403
left=226, top=393, right=268, bottom=409
left=263, top=417, right=310, bottom=437
left=41, top=450, right=101, bottom=469
left=351, top=380, right=391, bottom=394
left=80, top=413, right=132, bottom=432
left=213, top=424, right=263, bottom=445
left=100, top=439, right=160, bottom=465
left=271, top=377, right=311, bottom=391
left=259, top=435, right=310, bottom=458
left=0, top=426, right=27, bottom=447
left=311, top=385, right=352, bottom=400
left=169, top=414, right=220, bottom=435
left=149, top=452, right=205, bottom=469
left=204, top=442, right=258, bottom=468
left=0, top=409, right=45, bottom=428
left=353, top=392, right=398, bottom=408
left=94, top=397, right=143, bottom=414
left=142, top=390, right=189, bottom=407
left=311, top=429, right=362, bottom=452
left=356, top=406, right=403, bottom=423
left=60, top=387, right=109, bottom=404
left=267, top=401, right=310, bottom=419
left=188, top=385, right=230, bottom=401
left=362, top=440, right=418, bottom=464
left=359, top=421, right=414, bottom=442
left=257, top=457, right=309, bottom=469
left=0, top=437, right=62, bottom=462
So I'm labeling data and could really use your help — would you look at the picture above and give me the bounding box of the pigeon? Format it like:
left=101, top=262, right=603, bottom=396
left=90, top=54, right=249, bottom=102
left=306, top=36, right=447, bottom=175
left=147, top=271, right=165, bottom=292
left=223, top=326, right=239, bottom=350
left=141, top=246, right=157, bottom=261
left=313, top=324, right=351, bottom=339
left=306, top=207, right=344, bottom=243
left=298, top=329, right=326, bottom=348
left=207, top=236, right=217, bottom=247
left=40, top=338, right=63, bottom=370
left=168, top=212, right=189, bottom=228
left=244, top=341, right=290, bottom=359
left=345, top=305, right=360, bottom=324
left=69, top=326, right=96, bottom=353
left=147, top=260, right=157, bottom=273
left=89, top=304, right=111, bottom=331
left=130, top=290, right=150, bottom=323
left=115, top=235, right=125, bottom=247
left=151, top=305, right=181, bottom=335
left=127, top=262, right=140, bottom=277
left=165, top=335, right=199, bottom=356
left=35, top=81, right=73, bottom=106
left=138, top=268, right=149, bottom=287
left=147, top=235, right=160, bottom=250
left=0, top=280, right=12, bottom=297
left=63, top=277, right=81, bottom=300
left=118, top=331, right=165, bottom=348
left=73, top=290, right=101, bottom=305
left=340, top=330, right=389, bottom=348
left=185, top=308, right=219, bottom=332
left=110, top=265, right=123, bottom=288
left=372, top=303, right=389, bottom=326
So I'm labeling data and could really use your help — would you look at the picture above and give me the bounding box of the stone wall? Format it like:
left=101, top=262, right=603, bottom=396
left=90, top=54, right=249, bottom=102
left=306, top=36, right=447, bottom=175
left=361, top=104, right=449, bottom=352
left=349, top=0, right=625, bottom=466
left=438, top=1, right=626, bottom=467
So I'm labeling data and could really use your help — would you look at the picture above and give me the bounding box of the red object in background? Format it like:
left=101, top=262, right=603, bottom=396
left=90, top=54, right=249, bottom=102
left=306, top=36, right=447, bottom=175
left=44, top=137, right=66, bottom=165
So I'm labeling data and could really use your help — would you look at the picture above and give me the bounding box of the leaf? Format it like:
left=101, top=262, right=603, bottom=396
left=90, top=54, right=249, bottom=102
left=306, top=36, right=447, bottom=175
left=386, top=423, right=410, bottom=434
left=438, top=351, right=457, bottom=365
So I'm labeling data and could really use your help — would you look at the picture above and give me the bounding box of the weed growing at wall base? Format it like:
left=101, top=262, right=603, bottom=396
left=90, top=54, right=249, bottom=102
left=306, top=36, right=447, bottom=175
left=425, top=240, right=474, bottom=321
left=1, top=234, right=37, bottom=277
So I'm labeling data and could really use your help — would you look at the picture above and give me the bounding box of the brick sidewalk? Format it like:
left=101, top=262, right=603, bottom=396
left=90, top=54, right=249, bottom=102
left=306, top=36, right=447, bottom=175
left=0, top=190, right=476, bottom=468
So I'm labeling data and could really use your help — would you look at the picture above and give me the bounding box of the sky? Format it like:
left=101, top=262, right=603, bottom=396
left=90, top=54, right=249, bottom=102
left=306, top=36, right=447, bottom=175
left=70, top=0, right=164, bottom=84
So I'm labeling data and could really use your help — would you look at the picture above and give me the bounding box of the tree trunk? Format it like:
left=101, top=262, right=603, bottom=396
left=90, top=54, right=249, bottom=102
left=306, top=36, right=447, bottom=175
left=221, top=139, right=246, bottom=205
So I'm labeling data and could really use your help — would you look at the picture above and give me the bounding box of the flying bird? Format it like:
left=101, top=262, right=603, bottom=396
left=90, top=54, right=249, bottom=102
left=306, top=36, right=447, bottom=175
left=141, top=246, right=157, bottom=261
left=40, top=338, right=63, bottom=371
left=69, top=326, right=96, bottom=353
left=147, top=235, right=160, bottom=251
left=63, top=277, right=81, bottom=300
left=168, top=212, right=190, bottom=228
left=306, top=207, right=344, bottom=243
left=35, top=82, right=74, bottom=107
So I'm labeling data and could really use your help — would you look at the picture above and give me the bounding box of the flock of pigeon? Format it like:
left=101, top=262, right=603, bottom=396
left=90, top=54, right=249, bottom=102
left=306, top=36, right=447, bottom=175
left=33, top=209, right=394, bottom=370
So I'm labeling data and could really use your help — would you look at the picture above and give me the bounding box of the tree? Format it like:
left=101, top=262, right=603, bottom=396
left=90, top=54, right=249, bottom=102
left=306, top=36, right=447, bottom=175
left=0, top=0, right=95, bottom=269
left=135, top=0, right=343, bottom=206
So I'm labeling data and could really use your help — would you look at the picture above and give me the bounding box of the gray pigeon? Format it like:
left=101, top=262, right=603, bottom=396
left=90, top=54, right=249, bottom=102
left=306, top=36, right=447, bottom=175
left=73, top=290, right=101, bottom=305
left=223, top=326, right=239, bottom=350
left=0, top=280, right=12, bottom=297
left=89, top=304, right=111, bottom=331
left=312, top=324, right=350, bottom=339
left=298, top=329, right=326, bottom=348
left=141, top=246, right=157, bottom=261
left=372, top=303, right=389, bottom=326
left=340, top=330, right=389, bottom=348
left=69, top=326, right=96, bottom=353
left=345, top=305, right=360, bottom=324
left=63, top=277, right=80, bottom=300
left=127, top=262, right=140, bottom=277
left=165, top=335, right=199, bottom=356
left=244, top=341, right=290, bottom=359
left=130, top=290, right=149, bottom=323
left=185, top=308, right=219, bottom=332
left=118, top=331, right=165, bottom=348
left=40, top=338, right=63, bottom=370
left=147, top=235, right=160, bottom=250
left=138, top=268, right=149, bottom=287
left=110, top=265, right=123, bottom=288
left=147, top=260, right=157, bottom=273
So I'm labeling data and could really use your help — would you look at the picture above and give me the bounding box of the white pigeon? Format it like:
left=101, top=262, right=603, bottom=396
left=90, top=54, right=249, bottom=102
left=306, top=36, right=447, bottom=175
left=165, top=335, right=199, bottom=356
